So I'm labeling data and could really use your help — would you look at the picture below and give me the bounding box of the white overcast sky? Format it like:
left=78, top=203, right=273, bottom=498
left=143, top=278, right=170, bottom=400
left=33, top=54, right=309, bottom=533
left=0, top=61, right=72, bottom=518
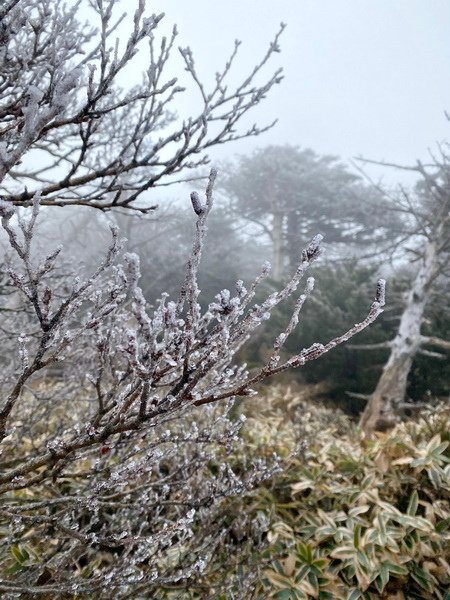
left=143, top=1, right=450, bottom=182
left=91, top=0, right=450, bottom=190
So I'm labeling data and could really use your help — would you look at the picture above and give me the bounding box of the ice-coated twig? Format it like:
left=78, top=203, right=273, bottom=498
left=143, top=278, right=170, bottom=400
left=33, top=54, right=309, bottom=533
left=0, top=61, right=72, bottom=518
left=0, top=170, right=385, bottom=595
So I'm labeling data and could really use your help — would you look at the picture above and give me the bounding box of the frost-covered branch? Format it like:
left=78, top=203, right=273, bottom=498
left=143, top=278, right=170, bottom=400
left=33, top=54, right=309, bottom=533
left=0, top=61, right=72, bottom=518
left=0, top=0, right=284, bottom=212
left=0, top=170, right=384, bottom=595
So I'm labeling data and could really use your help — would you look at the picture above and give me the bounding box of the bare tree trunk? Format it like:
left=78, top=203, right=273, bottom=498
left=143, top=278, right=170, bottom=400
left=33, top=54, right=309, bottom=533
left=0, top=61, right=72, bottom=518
left=272, top=212, right=285, bottom=281
left=286, top=210, right=301, bottom=271
left=359, top=237, right=439, bottom=432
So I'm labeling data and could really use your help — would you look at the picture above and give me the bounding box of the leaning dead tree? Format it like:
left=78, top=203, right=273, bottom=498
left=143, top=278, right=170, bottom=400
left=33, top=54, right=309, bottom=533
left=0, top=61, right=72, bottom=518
left=356, top=153, right=450, bottom=433
left=0, top=0, right=284, bottom=212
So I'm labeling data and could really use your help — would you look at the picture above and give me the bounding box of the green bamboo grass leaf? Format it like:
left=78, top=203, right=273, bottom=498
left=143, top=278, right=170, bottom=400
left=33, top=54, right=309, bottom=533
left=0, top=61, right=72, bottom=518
left=349, top=505, right=370, bottom=517
left=356, top=550, right=371, bottom=570
left=383, top=561, right=408, bottom=575
left=410, top=564, right=438, bottom=592
left=318, top=592, right=334, bottom=600
left=353, top=525, right=361, bottom=549
left=407, top=490, right=419, bottom=516
left=10, top=545, right=29, bottom=564
left=435, top=518, right=450, bottom=533
left=294, top=564, right=310, bottom=583
left=6, top=562, right=25, bottom=575
left=374, top=574, right=385, bottom=594
left=276, top=590, right=294, bottom=600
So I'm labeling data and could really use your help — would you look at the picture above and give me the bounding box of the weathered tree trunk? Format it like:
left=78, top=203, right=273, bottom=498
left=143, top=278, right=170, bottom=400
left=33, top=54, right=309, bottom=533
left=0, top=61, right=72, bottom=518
left=359, top=237, right=439, bottom=432
left=286, top=210, right=301, bottom=271
left=271, top=211, right=285, bottom=281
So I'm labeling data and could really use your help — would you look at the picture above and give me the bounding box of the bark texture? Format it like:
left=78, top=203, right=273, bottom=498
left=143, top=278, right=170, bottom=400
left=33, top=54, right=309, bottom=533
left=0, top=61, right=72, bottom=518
left=359, top=237, right=439, bottom=432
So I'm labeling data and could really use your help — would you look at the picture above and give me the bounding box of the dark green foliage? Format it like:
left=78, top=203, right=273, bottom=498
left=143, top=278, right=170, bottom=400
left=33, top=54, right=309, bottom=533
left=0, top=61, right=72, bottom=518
left=239, top=263, right=449, bottom=415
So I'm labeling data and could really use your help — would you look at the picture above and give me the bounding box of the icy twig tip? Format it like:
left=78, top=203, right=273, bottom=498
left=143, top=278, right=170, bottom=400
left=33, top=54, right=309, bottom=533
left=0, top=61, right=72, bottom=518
left=375, top=278, right=386, bottom=307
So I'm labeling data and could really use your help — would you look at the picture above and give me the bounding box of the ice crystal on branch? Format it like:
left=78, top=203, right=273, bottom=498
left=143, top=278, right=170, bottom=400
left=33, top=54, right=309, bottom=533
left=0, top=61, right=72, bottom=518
left=0, top=1, right=385, bottom=595
left=0, top=0, right=285, bottom=212
left=0, top=168, right=384, bottom=596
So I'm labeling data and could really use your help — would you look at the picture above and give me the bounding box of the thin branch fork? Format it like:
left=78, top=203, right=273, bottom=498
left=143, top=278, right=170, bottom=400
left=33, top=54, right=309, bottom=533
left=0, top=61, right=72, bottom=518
left=0, top=4, right=285, bottom=212
left=421, top=335, right=450, bottom=351
left=348, top=341, right=393, bottom=350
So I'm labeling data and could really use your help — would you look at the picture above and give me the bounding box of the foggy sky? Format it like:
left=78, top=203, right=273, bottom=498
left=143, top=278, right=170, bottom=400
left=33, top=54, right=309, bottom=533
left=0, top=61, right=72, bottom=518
left=146, top=0, right=450, bottom=185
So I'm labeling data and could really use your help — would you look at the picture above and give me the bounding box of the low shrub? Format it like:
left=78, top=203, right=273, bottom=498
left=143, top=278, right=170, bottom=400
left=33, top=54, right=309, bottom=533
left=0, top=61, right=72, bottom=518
left=1, top=384, right=448, bottom=598
left=255, top=394, right=450, bottom=599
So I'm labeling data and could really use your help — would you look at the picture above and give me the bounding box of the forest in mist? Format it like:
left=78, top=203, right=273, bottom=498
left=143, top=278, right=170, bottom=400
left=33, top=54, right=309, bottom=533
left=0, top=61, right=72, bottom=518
left=37, top=143, right=449, bottom=416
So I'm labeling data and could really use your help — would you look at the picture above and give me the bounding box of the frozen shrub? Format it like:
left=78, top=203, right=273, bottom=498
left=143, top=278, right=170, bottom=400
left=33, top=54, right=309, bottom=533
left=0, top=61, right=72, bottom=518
left=0, top=1, right=385, bottom=596
left=0, top=171, right=385, bottom=597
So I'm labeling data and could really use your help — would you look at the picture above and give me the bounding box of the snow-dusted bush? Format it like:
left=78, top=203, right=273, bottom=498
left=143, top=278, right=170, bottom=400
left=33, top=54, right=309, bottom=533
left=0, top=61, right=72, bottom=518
left=0, top=1, right=385, bottom=596
left=0, top=171, right=385, bottom=597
